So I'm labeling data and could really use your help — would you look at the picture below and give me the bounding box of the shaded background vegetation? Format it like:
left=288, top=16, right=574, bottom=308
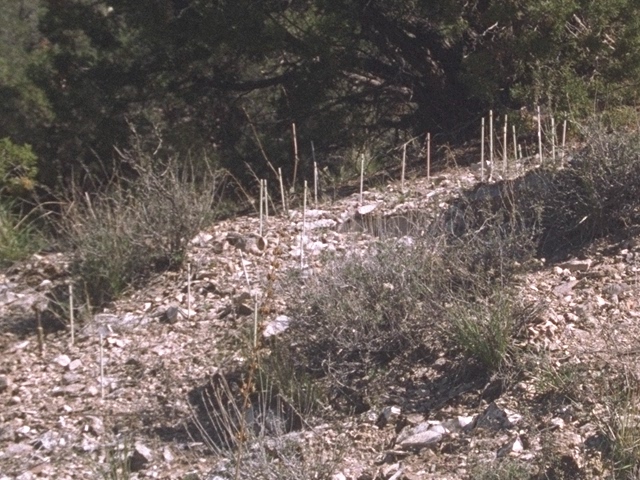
left=2, top=0, right=640, bottom=195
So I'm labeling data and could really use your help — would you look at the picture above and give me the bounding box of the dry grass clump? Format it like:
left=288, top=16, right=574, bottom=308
left=187, top=371, right=341, bottom=480
left=443, top=289, right=541, bottom=372
left=537, top=124, right=640, bottom=258
left=0, top=200, right=44, bottom=266
left=280, top=203, right=538, bottom=409
left=62, top=151, right=224, bottom=306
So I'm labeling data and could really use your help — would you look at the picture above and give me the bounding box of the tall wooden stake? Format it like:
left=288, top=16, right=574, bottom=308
left=69, top=284, right=74, bottom=347
left=489, top=110, right=494, bottom=179
left=301, top=180, right=308, bottom=269
left=264, top=179, right=269, bottom=221
left=99, top=332, right=105, bottom=400
left=259, top=179, right=264, bottom=236
left=312, top=141, right=318, bottom=206
left=187, top=262, right=192, bottom=320
left=503, top=114, right=508, bottom=175
left=278, top=167, right=287, bottom=216
left=551, top=116, right=556, bottom=161
left=291, top=123, right=299, bottom=191
left=537, top=106, right=543, bottom=164
left=359, top=154, right=365, bottom=204
left=426, top=132, right=431, bottom=182
left=481, top=117, right=485, bottom=181
left=401, top=143, right=407, bottom=193
left=562, top=119, right=568, bottom=162
left=313, top=162, right=318, bottom=206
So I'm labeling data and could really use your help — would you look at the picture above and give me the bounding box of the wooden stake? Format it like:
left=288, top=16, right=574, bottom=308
left=291, top=123, right=299, bottom=191
left=99, top=332, right=105, bottom=400
left=426, top=132, right=431, bottom=182
left=503, top=114, right=508, bottom=175
left=259, top=179, right=264, bottom=236
left=481, top=117, right=485, bottom=181
left=313, top=162, right=318, bottom=206
left=263, top=179, right=269, bottom=221
left=253, top=299, right=259, bottom=349
left=311, top=141, right=319, bottom=205
left=36, top=311, right=44, bottom=356
left=278, top=167, right=287, bottom=216
left=551, top=116, right=556, bottom=161
left=301, top=180, right=307, bottom=269
left=187, top=262, right=191, bottom=320
left=489, top=110, right=494, bottom=179
left=537, top=106, right=543, bottom=164
left=512, top=125, right=518, bottom=165
left=401, top=143, right=406, bottom=193
left=562, top=119, right=567, bottom=162
left=69, top=284, right=74, bottom=347
left=359, top=154, right=365, bottom=204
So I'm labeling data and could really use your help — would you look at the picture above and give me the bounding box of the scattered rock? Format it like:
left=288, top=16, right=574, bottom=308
left=129, top=441, right=153, bottom=472
left=263, top=315, right=291, bottom=338
left=0, top=376, right=9, bottom=393
left=53, top=354, right=71, bottom=368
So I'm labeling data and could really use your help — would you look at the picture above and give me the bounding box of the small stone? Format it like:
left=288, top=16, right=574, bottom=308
left=263, top=315, right=291, bottom=338
left=68, top=359, right=82, bottom=371
left=162, top=445, right=174, bottom=463
left=53, top=354, right=71, bottom=368
left=86, top=416, right=104, bottom=436
left=130, top=441, right=153, bottom=472
left=376, top=406, right=402, bottom=428
left=557, top=259, right=592, bottom=272
left=0, top=375, right=9, bottom=393
left=62, top=373, right=81, bottom=385
left=86, top=385, right=99, bottom=397
left=159, top=306, right=181, bottom=324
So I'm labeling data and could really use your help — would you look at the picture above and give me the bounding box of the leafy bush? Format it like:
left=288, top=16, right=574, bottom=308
left=63, top=152, right=224, bottom=306
left=0, top=137, right=38, bottom=197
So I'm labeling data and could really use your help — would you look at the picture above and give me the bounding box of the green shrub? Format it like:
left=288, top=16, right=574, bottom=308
left=63, top=152, right=224, bottom=306
left=0, top=137, right=38, bottom=197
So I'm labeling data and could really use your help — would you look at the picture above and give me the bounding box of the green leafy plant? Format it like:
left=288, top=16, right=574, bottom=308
left=0, top=138, right=38, bottom=197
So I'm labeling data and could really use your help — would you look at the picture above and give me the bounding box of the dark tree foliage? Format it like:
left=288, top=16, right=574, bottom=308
left=1, top=0, right=640, bottom=191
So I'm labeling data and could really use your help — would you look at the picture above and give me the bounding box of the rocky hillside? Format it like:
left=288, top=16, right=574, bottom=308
left=2, top=136, right=640, bottom=479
